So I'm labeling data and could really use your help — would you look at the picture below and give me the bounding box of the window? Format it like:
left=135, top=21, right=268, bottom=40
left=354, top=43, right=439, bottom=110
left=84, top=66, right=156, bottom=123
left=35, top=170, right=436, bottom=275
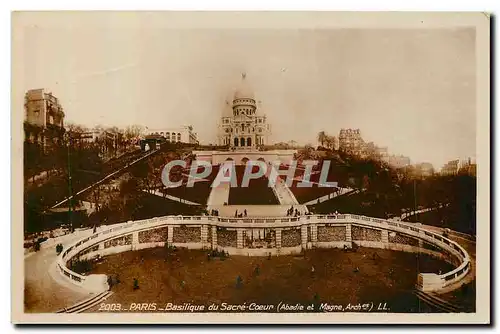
left=234, top=138, right=239, bottom=147
left=240, top=138, right=245, bottom=147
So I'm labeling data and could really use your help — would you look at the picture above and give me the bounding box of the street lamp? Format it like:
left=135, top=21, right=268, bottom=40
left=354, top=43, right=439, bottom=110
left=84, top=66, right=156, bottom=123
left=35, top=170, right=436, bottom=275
left=64, top=131, right=74, bottom=233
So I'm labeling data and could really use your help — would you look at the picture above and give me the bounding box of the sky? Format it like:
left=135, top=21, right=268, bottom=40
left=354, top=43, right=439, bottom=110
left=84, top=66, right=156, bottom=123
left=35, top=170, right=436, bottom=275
left=13, top=13, right=476, bottom=169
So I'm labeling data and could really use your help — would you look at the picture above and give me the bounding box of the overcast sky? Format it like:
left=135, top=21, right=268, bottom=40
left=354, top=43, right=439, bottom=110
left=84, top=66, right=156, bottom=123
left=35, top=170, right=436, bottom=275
left=13, top=14, right=476, bottom=169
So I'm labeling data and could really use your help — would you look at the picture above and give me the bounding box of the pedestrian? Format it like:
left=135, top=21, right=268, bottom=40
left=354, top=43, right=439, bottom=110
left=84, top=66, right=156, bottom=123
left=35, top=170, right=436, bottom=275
left=244, top=209, right=247, bottom=217
left=236, top=275, right=243, bottom=289
left=133, top=278, right=139, bottom=290
left=313, top=292, right=320, bottom=308
left=235, top=210, right=238, bottom=217
left=107, top=275, right=113, bottom=291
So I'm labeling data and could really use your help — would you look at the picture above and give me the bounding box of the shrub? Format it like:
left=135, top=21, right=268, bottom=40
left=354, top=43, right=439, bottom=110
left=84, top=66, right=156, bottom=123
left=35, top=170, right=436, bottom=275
left=69, top=258, right=93, bottom=274
left=37, top=237, right=48, bottom=244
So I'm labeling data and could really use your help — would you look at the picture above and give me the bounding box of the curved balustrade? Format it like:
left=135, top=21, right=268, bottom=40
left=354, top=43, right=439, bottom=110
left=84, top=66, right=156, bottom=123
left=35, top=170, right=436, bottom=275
left=56, top=213, right=471, bottom=294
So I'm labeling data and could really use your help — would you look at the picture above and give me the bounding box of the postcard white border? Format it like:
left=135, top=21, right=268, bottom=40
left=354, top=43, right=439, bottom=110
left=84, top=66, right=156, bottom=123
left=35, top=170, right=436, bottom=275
left=10, top=11, right=490, bottom=325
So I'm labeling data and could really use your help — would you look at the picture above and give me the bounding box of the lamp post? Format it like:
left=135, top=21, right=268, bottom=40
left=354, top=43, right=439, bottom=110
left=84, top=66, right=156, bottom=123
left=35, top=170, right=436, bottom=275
left=65, top=132, right=74, bottom=233
left=413, top=178, right=417, bottom=223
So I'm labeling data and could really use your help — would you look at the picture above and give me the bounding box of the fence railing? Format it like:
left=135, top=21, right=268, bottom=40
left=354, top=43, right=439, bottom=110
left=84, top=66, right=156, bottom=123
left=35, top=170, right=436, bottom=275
left=57, top=213, right=471, bottom=293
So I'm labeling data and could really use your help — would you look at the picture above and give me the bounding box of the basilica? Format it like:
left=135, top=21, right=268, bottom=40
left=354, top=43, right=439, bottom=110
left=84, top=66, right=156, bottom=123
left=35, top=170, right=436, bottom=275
left=194, top=74, right=294, bottom=167
left=217, top=74, right=271, bottom=149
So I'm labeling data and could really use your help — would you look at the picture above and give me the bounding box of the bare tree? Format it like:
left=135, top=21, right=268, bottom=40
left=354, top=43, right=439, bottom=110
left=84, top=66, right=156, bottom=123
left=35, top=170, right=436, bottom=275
left=124, top=125, right=145, bottom=141
left=65, top=122, right=87, bottom=134
left=317, top=131, right=327, bottom=147
left=92, top=185, right=101, bottom=213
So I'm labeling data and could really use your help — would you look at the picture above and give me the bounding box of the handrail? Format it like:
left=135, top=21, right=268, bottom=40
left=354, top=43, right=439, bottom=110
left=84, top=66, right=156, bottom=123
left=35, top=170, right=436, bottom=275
left=56, top=213, right=471, bottom=293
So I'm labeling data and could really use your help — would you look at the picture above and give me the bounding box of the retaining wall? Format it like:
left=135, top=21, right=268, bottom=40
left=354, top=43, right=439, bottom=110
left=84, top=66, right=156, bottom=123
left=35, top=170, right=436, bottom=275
left=56, top=214, right=471, bottom=294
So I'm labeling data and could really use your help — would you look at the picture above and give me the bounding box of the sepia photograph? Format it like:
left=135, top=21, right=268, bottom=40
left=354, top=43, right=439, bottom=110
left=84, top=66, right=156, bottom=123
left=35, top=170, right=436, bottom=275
left=11, top=11, right=490, bottom=324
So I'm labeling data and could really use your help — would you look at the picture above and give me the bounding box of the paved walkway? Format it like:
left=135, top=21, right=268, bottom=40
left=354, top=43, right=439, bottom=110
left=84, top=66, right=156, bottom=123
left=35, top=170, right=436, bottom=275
left=271, top=177, right=299, bottom=205
left=302, top=187, right=355, bottom=205
left=418, top=224, right=476, bottom=294
left=145, top=189, right=201, bottom=206
left=23, top=228, right=112, bottom=313
left=401, top=203, right=450, bottom=220
left=51, top=147, right=164, bottom=209
left=207, top=204, right=308, bottom=217
left=207, top=182, right=231, bottom=208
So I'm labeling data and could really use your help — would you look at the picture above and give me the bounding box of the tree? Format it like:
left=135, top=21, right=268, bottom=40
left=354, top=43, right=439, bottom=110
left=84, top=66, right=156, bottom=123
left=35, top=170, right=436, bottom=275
left=65, top=122, right=87, bottom=134
left=124, top=125, right=145, bottom=141
left=317, top=131, right=327, bottom=147
left=92, top=186, right=102, bottom=213
left=295, top=144, right=316, bottom=163
left=328, top=136, right=337, bottom=150
left=323, top=135, right=337, bottom=150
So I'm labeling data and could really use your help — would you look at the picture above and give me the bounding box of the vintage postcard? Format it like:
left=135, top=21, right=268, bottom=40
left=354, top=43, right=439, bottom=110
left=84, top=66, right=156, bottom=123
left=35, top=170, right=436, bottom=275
left=11, top=11, right=490, bottom=324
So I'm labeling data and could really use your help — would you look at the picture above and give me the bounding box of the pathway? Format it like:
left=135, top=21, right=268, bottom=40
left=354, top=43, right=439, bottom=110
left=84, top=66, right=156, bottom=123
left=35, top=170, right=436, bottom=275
left=302, top=187, right=357, bottom=206
left=401, top=203, right=450, bottom=221
left=206, top=182, right=230, bottom=209
left=270, top=176, right=299, bottom=206
left=51, top=146, right=165, bottom=210
left=145, top=189, right=201, bottom=206
left=24, top=230, right=97, bottom=313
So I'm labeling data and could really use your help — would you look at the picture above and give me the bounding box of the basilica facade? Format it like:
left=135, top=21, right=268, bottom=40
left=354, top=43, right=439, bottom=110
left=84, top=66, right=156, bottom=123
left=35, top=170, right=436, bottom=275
left=217, top=75, right=271, bottom=149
